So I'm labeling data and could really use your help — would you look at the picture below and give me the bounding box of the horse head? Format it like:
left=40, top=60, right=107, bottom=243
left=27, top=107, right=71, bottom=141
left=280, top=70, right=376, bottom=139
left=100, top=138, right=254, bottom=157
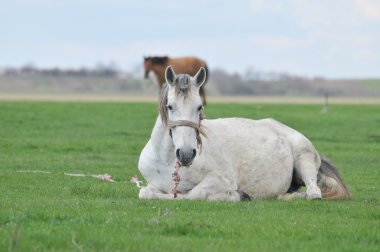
left=160, top=66, right=207, bottom=166
left=143, top=57, right=152, bottom=79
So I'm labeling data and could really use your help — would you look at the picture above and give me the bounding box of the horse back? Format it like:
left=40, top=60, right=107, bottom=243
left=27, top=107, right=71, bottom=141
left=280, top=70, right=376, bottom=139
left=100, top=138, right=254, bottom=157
left=168, top=57, right=207, bottom=76
left=203, top=117, right=316, bottom=160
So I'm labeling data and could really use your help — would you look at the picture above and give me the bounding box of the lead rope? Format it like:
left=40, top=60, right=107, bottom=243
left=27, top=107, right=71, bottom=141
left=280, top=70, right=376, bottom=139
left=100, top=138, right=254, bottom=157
left=171, top=160, right=181, bottom=198
left=170, top=111, right=205, bottom=198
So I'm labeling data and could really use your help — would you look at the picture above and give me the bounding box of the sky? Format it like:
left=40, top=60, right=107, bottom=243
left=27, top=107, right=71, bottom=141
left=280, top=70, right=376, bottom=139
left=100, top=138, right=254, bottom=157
left=1, top=0, right=380, bottom=78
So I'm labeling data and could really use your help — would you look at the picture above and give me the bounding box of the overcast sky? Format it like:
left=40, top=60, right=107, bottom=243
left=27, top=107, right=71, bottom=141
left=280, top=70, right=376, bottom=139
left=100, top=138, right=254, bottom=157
left=1, top=0, right=380, bottom=78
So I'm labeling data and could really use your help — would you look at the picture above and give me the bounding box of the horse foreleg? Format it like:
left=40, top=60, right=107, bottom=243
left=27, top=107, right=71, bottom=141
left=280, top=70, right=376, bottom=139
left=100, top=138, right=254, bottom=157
left=294, top=152, right=322, bottom=200
left=183, top=175, right=240, bottom=201
left=139, top=185, right=182, bottom=200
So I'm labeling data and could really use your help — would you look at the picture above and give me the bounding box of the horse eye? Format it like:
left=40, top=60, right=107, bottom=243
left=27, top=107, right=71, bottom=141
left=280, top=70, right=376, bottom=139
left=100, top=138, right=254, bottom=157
left=197, top=105, right=203, bottom=111
left=167, top=105, right=173, bottom=111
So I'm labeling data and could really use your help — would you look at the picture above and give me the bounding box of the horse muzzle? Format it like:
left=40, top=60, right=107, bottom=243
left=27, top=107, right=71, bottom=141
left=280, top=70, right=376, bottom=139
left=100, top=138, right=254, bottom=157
left=176, top=147, right=196, bottom=167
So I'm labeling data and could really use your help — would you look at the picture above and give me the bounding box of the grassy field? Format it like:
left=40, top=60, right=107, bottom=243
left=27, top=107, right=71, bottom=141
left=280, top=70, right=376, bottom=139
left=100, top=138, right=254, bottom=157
left=0, top=102, right=379, bottom=251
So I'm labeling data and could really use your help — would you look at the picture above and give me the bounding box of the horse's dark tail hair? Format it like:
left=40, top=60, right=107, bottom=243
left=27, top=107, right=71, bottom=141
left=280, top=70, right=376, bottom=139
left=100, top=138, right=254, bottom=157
left=318, top=157, right=350, bottom=200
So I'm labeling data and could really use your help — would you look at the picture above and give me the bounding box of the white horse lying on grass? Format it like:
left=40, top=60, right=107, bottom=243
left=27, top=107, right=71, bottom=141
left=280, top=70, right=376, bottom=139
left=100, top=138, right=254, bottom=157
left=138, top=66, right=349, bottom=201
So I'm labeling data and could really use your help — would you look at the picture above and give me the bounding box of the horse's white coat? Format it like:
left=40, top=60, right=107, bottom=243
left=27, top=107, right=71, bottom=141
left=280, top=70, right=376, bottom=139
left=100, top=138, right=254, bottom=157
left=138, top=67, right=323, bottom=201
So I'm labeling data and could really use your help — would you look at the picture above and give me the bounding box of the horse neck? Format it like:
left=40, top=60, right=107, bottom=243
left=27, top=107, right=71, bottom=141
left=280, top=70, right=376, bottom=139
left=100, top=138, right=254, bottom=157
left=151, top=116, right=176, bottom=161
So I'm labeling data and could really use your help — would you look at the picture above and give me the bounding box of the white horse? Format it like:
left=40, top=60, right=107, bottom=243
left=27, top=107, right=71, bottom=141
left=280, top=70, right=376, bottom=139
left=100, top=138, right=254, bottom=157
left=138, top=66, right=349, bottom=201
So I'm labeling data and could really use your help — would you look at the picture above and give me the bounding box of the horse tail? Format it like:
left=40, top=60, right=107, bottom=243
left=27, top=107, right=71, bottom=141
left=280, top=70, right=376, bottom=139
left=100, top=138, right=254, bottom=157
left=318, top=157, right=350, bottom=200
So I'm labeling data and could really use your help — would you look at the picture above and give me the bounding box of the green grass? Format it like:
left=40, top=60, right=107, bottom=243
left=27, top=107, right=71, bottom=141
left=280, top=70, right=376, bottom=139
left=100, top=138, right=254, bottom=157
left=0, top=102, right=379, bottom=251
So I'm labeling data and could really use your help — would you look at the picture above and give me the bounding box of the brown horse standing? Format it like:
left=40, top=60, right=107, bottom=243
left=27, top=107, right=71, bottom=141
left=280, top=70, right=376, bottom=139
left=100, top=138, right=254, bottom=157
left=144, top=56, right=208, bottom=104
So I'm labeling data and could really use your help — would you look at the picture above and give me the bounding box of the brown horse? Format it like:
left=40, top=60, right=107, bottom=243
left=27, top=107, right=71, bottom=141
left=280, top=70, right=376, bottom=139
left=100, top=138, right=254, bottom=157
left=144, top=56, right=208, bottom=104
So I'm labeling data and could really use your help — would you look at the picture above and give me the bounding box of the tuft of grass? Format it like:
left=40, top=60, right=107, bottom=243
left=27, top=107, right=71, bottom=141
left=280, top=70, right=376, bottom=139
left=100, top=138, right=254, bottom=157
left=0, top=102, right=379, bottom=251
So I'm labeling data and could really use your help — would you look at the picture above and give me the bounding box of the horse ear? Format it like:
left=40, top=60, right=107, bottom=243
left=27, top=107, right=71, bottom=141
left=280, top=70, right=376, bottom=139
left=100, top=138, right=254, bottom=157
left=194, top=67, right=206, bottom=88
left=165, top=66, right=176, bottom=86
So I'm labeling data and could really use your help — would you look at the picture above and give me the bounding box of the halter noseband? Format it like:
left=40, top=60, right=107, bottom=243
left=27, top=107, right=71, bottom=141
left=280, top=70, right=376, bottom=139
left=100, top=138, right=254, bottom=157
left=167, top=113, right=206, bottom=150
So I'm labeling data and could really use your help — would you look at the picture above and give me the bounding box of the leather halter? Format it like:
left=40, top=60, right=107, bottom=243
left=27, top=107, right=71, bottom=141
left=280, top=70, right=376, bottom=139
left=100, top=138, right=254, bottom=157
left=167, top=113, right=206, bottom=150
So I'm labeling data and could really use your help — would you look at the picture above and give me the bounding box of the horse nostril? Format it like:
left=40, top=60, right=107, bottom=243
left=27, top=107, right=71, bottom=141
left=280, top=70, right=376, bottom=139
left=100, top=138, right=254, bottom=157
left=176, top=148, right=196, bottom=165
